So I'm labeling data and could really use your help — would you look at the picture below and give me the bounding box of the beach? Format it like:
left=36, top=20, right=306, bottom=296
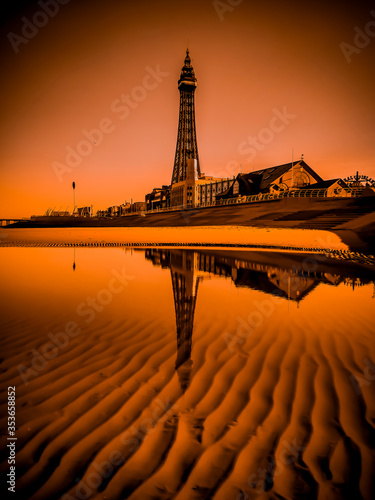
left=0, top=244, right=374, bottom=499
left=0, top=226, right=355, bottom=251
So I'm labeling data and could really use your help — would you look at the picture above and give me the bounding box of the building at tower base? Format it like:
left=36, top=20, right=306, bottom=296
left=170, top=159, right=231, bottom=207
left=145, top=50, right=350, bottom=212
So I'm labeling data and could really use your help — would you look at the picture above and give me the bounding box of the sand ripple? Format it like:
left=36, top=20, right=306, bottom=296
left=0, top=308, right=374, bottom=500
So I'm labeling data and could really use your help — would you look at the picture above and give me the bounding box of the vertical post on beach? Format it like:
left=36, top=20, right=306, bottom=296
left=72, top=181, right=76, bottom=216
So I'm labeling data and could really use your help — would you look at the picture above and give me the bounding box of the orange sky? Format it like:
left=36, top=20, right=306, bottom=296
left=1, top=0, right=374, bottom=218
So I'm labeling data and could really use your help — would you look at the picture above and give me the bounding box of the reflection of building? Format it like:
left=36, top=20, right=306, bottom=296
left=144, top=248, right=375, bottom=390
left=145, top=249, right=204, bottom=392
left=170, top=252, right=203, bottom=392
left=194, top=251, right=375, bottom=301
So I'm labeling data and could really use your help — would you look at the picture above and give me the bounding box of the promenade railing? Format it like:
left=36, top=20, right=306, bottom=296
left=141, top=186, right=365, bottom=215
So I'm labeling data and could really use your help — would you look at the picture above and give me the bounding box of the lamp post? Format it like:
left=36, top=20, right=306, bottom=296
left=72, top=181, right=76, bottom=216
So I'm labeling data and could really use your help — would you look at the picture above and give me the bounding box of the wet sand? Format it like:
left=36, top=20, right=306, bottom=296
left=0, top=303, right=374, bottom=499
left=0, top=226, right=355, bottom=252
left=0, top=246, right=374, bottom=500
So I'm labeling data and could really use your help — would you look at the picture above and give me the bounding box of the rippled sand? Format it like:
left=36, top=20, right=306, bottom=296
left=0, top=247, right=374, bottom=500
left=1, top=315, right=374, bottom=499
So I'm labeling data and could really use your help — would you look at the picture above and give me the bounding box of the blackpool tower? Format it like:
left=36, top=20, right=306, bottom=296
left=171, top=49, right=201, bottom=184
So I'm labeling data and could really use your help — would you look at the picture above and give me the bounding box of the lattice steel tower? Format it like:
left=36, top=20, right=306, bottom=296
left=170, top=250, right=201, bottom=392
left=171, top=49, right=201, bottom=184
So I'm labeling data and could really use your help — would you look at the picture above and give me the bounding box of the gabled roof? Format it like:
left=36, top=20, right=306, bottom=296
left=251, top=161, right=296, bottom=189
left=216, top=173, right=260, bottom=198
left=250, top=160, right=323, bottom=190
left=217, top=160, right=323, bottom=198
left=237, top=172, right=262, bottom=191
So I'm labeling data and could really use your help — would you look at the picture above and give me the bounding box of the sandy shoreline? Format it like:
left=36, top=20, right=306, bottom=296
left=0, top=226, right=355, bottom=251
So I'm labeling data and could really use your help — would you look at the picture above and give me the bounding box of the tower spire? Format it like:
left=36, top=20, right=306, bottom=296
left=171, top=50, right=201, bottom=184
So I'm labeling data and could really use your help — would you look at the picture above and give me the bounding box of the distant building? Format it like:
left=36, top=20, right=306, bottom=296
left=298, top=178, right=349, bottom=197
left=77, top=206, right=92, bottom=217
left=120, top=203, right=131, bottom=215
left=98, top=201, right=147, bottom=218
left=128, top=201, right=146, bottom=213
left=216, top=160, right=323, bottom=201
left=197, top=175, right=232, bottom=205
left=170, top=158, right=231, bottom=207
left=50, top=211, right=71, bottom=216
left=146, top=186, right=170, bottom=210
left=108, top=206, right=120, bottom=217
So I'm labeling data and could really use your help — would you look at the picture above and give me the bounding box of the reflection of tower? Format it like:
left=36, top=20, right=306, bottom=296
left=170, top=251, right=201, bottom=392
left=171, top=49, right=201, bottom=184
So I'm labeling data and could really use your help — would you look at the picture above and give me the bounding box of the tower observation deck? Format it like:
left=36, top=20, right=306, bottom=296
left=171, top=49, right=201, bottom=184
